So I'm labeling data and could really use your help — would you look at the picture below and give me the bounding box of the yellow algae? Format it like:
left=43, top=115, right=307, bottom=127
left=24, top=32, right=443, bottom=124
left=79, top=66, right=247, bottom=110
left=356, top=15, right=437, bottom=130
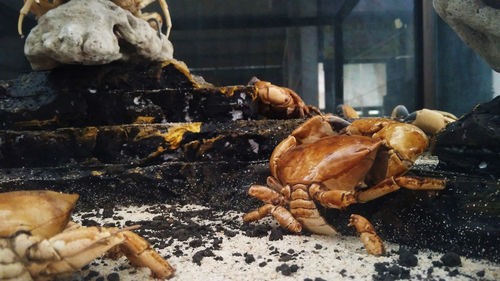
left=161, top=59, right=200, bottom=88
left=146, top=145, right=166, bottom=159
left=133, top=127, right=161, bottom=142
left=195, top=135, right=224, bottom=157
left=127, top=167, right=144, bottom=174
left=15, top=116, right=58, bottom=127
left=91, top=170, right=103, bottom=176
left=162, top=123, right=202, bottom=149
left=217, top=86, right=258, bottom=100
left=219, top=86, right=238, bottom=98
left=76, top=127, right=98, bottom=143
left=132, top=123, right=202, bottom=150
left=134, top=116, right=156, bottom=124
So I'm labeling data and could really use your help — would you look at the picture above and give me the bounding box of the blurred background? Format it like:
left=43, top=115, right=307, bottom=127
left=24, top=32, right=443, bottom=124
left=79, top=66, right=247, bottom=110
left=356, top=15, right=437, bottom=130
left=1, top=0, right=499, bottom=116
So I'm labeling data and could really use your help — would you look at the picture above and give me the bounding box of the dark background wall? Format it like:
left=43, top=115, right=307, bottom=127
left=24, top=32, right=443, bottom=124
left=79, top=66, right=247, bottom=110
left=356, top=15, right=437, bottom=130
left=1, top=0, right=497, bottom=117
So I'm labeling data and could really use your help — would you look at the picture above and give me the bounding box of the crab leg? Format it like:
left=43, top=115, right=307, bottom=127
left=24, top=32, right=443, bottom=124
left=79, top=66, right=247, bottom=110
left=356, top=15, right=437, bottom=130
left=61, top=224, right=174, bottom=279
left=15, top=227, right=127, bottom=279
left=8, top=225, right=174, bottom=280
left=18, top=0, right=36, bottom=36
left=395, top=176, right=447, bottom=190
left=288, top=184, right=337, bottom=235
left=157, top=0, right=172, bottom=39
left=349, top=214, right=385, bottom=256
left=266, top=176, right=284, bottom=192
left=357, top=176, right=446, bottom=203
left=118, top=230, right=175, bottom=279
left=309, top=183, right=357, bottom=209
left=0, top=239, right=33, bottom=281
left=356, top=177, right=401, bottom=203
left=248, top=184, right=285, bottom=205
left=243, top=204, right=302, bottom=233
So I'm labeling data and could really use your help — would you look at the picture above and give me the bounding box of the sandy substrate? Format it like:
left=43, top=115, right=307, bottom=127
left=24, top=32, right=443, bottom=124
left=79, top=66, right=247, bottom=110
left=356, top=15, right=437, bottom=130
left=68, top=203, right=500, bottom=281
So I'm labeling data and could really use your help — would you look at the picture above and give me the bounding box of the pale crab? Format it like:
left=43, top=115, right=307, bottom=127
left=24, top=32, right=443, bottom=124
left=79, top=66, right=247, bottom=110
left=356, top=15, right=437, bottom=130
left=391, top=105, right=458, bottom=135
left=0, top=190, right=174, bottom=280
left=243, top=115, right=447, bottom=255
left=248, top=77, right=321, bottom=119
left=18, top=0, right=172, bottom=39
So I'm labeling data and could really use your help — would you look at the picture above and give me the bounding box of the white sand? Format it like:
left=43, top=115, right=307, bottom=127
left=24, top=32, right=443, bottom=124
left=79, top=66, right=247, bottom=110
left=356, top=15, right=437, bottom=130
left=69, top=203, right=500, bottom=281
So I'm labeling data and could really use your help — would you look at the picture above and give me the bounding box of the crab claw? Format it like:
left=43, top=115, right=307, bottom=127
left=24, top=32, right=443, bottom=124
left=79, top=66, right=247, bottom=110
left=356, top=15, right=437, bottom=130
left=337, top=104, right=359, bottom=119
left=391, top=105, right=458, bottom=135
left=348, top=214, right=385, bottom=256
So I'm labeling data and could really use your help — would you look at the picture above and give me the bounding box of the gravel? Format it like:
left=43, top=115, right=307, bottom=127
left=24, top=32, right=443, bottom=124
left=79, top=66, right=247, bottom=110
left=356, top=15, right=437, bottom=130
left=68, top=203, right=500, bottom=281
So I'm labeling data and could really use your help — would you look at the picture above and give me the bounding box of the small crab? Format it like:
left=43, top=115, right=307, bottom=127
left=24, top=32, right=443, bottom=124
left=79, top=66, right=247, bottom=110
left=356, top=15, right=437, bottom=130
left=0, top=190, right=174, bottom=280
left=243, top=115, right=446, bottom=255
left=18, top=0, right=172, bottom=38
left=392, top=105, right=458, bottom=135
left=248, top=77, right=321, bottom=119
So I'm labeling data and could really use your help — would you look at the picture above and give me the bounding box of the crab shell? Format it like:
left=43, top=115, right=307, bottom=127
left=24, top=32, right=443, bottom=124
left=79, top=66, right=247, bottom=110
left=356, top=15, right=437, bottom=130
left=0, top=190, right=78, bottom=238
left=346, top=118, right=429, bottom=183
left=0, top=190, right=175, bottom=280
left=270, top=116, right=430, bottom=198
left=274, top=135, right=382, bottom=191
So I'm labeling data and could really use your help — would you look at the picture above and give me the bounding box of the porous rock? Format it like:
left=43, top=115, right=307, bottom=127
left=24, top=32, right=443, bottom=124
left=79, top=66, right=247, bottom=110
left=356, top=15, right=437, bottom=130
left=433, top=0, right=500, bottom=72
left=24, top=0, right=173, bottom=70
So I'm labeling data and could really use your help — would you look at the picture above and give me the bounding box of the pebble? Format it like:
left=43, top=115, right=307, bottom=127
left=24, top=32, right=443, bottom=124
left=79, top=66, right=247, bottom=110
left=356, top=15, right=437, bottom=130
left=440, top=252, right=462, bottom=267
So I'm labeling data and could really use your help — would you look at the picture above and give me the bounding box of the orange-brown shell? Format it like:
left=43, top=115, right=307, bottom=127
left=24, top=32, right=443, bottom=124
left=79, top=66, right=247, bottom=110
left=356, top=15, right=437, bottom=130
left=0, top=190, right=79, bottom=238
left=346, top=118, right=429, bottom=182
left=346, top=118, right=398, bottom=136
left=372, top=122, right=429, bottom=162
left=275, top=135, right=382, bottom=189
left=346, top=118, right=429, bottom=161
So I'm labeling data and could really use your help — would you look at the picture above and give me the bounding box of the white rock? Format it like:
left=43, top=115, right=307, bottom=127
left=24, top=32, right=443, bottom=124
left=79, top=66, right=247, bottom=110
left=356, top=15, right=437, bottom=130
left=434, top=0, right=500, bottom=72
left=24, top=0, right=173, bottom=70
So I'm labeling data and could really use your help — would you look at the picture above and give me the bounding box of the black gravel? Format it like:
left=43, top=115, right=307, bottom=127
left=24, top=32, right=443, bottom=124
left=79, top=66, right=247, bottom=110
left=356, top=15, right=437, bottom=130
left=276, top=264, right=293, bottom=276
left=269, top=228, right=283, bottom=241
left=106, top=272, right=120, bottom=281
left=440, top=252, right=462, bottom=267
left=373, top=262, right=410, bottom=281
left=192, top=249, right=215, bottom=265
left=244, top=253, right=256, bottom=264
left=243, top=223, right=271, bottom=237
left=398, top=248, right=418, bottom=267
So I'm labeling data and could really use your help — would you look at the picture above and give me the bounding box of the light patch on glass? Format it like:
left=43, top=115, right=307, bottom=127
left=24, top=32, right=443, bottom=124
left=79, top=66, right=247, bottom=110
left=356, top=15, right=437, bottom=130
left=344, top=63, right=387, bottom=108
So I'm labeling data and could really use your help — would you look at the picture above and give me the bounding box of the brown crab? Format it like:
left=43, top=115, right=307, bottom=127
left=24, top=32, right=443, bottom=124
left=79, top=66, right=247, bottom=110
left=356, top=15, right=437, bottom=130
left=18, top=0, right=172, bottom=38
left=248, top=77, right=321, bottom=119
left=243, top=115, right=447, bottom=255
left=0, top=190, right=174, bottom=280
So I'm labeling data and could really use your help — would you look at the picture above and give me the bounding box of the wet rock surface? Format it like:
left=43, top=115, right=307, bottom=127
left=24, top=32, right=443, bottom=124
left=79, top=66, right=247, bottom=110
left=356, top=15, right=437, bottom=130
left=433, top=96, right=500, bottom=175
left=0, top=61, right=258, bottom=130
left=0, top=119, right=303, bottom=168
